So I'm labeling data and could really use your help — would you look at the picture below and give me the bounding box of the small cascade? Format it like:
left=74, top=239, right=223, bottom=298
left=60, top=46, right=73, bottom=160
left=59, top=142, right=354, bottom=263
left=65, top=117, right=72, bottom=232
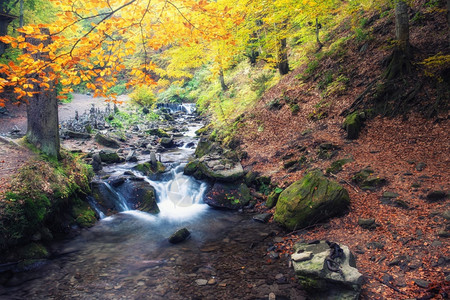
left=104, top=182, right=131, bottom=212
left=157, top=103, right=196, bottom=114
left=87, top=196, right=106, bottom=219
left=143, top=165, right=208, bottom=221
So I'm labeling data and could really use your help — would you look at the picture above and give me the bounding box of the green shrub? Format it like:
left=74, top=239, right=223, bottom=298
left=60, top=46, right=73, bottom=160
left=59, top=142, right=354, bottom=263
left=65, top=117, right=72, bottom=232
left=130, top=86, right=156, bottom=107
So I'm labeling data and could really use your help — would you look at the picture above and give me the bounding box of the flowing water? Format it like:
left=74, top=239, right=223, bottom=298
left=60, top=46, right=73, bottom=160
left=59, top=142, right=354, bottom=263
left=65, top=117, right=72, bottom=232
left=0, top=107, right=305, bottom=300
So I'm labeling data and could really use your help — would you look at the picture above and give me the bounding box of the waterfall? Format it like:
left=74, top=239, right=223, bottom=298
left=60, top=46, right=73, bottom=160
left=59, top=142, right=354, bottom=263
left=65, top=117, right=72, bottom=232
left=143, top=165, right=208, bottom=221
left=104, top=182, right=131, bottom=212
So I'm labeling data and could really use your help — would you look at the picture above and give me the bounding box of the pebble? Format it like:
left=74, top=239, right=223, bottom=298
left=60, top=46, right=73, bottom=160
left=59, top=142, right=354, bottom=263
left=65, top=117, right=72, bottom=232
left=207, top=278, right=217, bottom=285
left=414, top=279, right=430, bottom=289
left=195, top=279, right=208, bottom=286
left=269, top=292, right=276, bottom=300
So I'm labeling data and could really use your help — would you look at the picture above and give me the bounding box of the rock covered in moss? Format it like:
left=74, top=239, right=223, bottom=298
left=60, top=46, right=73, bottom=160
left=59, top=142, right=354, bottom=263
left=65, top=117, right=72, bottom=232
left=266, top=188, right=283, bottom=209
left=342, top=111, right=365, bottom=140
left=291, top=241, right=363, bottom=299
left=115, top=180, right=159, bottom=214
left=169, top=228, right=191, bottom=244
left=352, top=168, right=386, bottom=191
left=326, top=158, right=354, bottom=174
left=99, top=150, right=124, bottom=164
left=204, top=183, right=251, bottom=209
left=147, top=128, right=169, bottom=137
left=95, top=133, right=120, bottom=148
left=274, top=170, right=350, bottom=230
left=133, top=161, right=166, bottom=176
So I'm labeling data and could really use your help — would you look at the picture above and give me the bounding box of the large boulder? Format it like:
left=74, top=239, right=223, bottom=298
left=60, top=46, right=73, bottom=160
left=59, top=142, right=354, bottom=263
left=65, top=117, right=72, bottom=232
left=95, top=133, right=120, bottom=148
left=184, top=157, right=244, bottom=183
left=291, top=241, right=363, bottom=300
left=274, top=170, right=350, bottom=230
left=99, top=150, right=124, bottom=164
left=114, top=180, right=159, bottom=214
left=204, top=182, right=251, bottom=209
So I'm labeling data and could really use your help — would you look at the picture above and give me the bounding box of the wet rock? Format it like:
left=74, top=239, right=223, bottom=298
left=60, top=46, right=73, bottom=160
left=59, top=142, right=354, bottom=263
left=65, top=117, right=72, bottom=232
left=133, top=161, right=166, bottom=176
left=426, top=190, right=447, bottom=201
left=95, top=133, right=120, bottom=148
left=291, top=241, right=363, bottom=299
left=274, top=170, right=350, bottom=230
left=169, top=228, right=191, bottom=244
left=204, top=183, right=251, bottom=209
left=186, top=158, right=245, bottom=182
left=91, top=153, right=102, bottom=172
left=160, top=137, right=174, bottom=148
left=252, top=213, right=272, bottom=223
left=126, top=150, right=138, bottom=162
left=115, top=180, right=159, bottom=214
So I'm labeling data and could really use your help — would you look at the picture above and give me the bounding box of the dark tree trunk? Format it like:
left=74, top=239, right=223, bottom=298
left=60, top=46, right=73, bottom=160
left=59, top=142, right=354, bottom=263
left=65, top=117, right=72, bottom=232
left=219, top=68, right=228, bottom=92
left=277, top=37, right=289, bottom=75
left=315, top=17, right=323, bottom=50
left=447, top=0, right=450, bottom=47
left=25, top=29, right=60, bottom=159
left=384, top=0, right=411, bottom=80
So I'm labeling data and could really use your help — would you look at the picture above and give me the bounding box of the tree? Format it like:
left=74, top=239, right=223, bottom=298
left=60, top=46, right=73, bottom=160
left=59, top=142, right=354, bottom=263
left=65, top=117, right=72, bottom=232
left=0, top=0, right=229, bottom=158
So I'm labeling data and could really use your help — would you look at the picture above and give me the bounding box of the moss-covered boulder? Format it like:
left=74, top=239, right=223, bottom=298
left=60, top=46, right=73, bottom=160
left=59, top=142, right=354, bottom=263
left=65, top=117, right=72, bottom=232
left=274, top=170, right=350, bottom=230
left=352, top=168, right=386, bottom=191
left=342, top=111, right=365, bottom=140
left=147, top=128, right=169, bottom=138
left=72, top=200, right=97, bottom=228
left=195, top=137, right=219, bottom=158
left=95, top=133, right=120, bottom=148
left=115, top=180, right=159, bottom=214
left=204, top=183, right=251, bottom=209
left=266, top=187, right=283, bottom=209
left=133, top=161, right=166, bottom=176
left=197, top=161, right=245, bottom=182
left=99, top=150, right=124, bottom=164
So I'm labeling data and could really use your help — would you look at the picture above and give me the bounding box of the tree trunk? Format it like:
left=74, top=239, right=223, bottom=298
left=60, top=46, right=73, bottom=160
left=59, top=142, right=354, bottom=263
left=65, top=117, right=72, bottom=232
left=395, top=0, right=410, bottom=55
left=315, top=17, right=323, bottom=50
left=447, top=0, right=450, bottom=47
left=25, top=29, right=60, bottom=159
left=384, top=0, right=411, bottom=80
left=277, top=37, right=289, bottom=75
left=219, top=67, right=228, bottom=92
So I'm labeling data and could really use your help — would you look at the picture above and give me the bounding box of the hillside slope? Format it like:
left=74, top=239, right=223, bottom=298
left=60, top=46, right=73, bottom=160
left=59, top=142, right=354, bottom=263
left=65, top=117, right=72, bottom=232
left=231, top=3, right=449, bottom=300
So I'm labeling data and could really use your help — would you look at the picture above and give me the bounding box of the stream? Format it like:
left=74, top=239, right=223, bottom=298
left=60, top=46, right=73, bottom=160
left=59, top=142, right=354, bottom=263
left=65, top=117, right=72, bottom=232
left=0, top=107, right=305, bottom=300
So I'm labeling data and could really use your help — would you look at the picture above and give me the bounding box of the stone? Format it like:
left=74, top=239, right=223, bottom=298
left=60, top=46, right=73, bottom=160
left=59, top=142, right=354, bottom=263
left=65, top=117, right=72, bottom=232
left=414, top=279, right=430, bottom=289
left=133, top=161, right=166, bottom=176
left=353, top=168, right=386, bottom=190
left=275, top=273, right=287, bottom=284
left=426, top=190, right=447, bottom=201
left=269, top=292, right=276, bottom=300
left=291, top=241, right=363, bottom=299
left=342, top=111, right=365, bottom=140
left=438, top=230, right=450, bottom=238
left=291, top=251, right=313, bottom=262
left=95, top=133, right=120, bottom=148
left=126, top=150, right=138, bottom=162
left=160, top=137, right=174, bottom=148
left=195, top=279, right=208, bottom=286
left=115, top=180, right=159, bottom=214
left=274, top=170, right=350, bottom=230
left=366, top=242, right=385, bottom=250
left=91, top=153, right=102, bottom=172
left=169, top=228, right=191, bottom=244
left=99, top=150, right=123, bottom=164
left=266, top=188, right=283, bottom=209
left=207, top=278, right=217, bottom=285
left=252, top=213, right=272, bottom=223
left=204, top=182, right=251, bottom=210
left=415, top=162, right=426, bottom=171
left=64, top=130, right=92, bottom=139
left=326, top=158, right=354, bottom=174
left=146, top=128, right=169, bottom=138
left=358, top=218, right=377, bottom=230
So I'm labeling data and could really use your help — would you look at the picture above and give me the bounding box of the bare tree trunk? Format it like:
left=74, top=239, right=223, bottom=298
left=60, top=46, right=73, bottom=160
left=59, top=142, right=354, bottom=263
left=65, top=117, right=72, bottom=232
left=315, top=17, right=323, bottom=50
left=25, top=28, right=60, bottom=159
left=384, top=0, right=411, bottom=80
left=219, top=67, right=228, bottom=92
left=277, top=37, right=289, bottom=75
left=19, top=0, right=24, bottom=27
left=395, top=0, right=410, bottom=55
left=447, top=0, right=450, bottom=47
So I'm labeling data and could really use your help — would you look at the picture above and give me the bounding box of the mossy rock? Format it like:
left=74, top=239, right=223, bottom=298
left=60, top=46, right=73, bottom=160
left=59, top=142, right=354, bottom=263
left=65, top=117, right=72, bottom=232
left=195, top=137, right=215, bottom=158
left=342, top=111, right=365, bottom=140
left=115, top=180, right=159, bottom=214
left=266, top=187, right=283, bottom=209
left=204, top=183, right=251, bottom=209
left=133, top=161, right=166, bottom=175
left=146, top=128, right=169, bottom=137
left=184, top=160, right=200, bottom=175
left=72, top=201, right=97, bottom=228
left=274, top=170, right=350, bottom=230
left=169, top=228, right=191, bottom=244
left=198, top=161, right=244, bottom=182
left=17, top=243, right=49, bottom=259
left=326, top=158, right=354, bottom=174
left=352, top=168, right=386, bottom=190
left=95, top=133, right=120, bottom=148
left=99, top=150, right=123, bottom=164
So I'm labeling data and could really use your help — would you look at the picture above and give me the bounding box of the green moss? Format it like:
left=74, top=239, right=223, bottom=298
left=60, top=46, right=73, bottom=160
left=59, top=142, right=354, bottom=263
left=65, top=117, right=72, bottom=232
left=184, top=161, right=200, bottom=175
left=138, top=189, right=160, bottom=214
left=326, top=158, right=354, bottom=174
left=17, top=243, right=49, bottom=259
left=73, top=202, right=97, bottom=228
left=146, top=128, right=169, bottom=137
left=297, top=275, right=321, bottom=290
left=343, top=111, right=365, bottom=140
left=266, top=187, right=283, bottom=208
left=133, top=161, right=166, bottom=175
